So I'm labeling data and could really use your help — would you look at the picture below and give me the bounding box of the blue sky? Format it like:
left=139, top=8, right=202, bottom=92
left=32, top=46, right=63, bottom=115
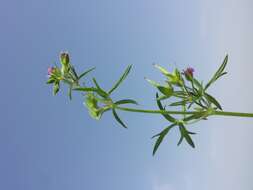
left=1, top=0, right=253, bottom=189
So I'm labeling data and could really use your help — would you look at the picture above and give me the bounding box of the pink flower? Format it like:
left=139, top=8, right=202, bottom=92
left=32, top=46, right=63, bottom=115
left=47, top=67, right=55, bottom=76
left=184, top=67, right=194, bottom=78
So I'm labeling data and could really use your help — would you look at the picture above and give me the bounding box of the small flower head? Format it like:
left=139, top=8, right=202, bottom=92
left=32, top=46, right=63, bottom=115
left=183, top=67, right=194, bottom=80
left=46, top=67, right=62, bottom=84
left=47, top=67, right=55, bottom=76
left=184, top=67, right=194, bottom=77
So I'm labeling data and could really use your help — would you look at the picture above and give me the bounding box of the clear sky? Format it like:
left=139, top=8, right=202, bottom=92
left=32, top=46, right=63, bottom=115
left=1, top=0, right=253, bottom=189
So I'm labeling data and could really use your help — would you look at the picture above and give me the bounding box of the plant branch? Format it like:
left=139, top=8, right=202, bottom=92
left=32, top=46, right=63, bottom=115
left=115, top=106, right=253, bottom=118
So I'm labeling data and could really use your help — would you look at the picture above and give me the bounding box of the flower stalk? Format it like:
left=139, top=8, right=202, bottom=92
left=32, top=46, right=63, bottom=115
left=46, top=52, right=253, bottom=155
left=115, top=106, right=253, bottom=118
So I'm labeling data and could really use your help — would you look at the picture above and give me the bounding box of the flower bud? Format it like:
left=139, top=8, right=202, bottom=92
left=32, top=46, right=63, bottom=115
left=84, top=93, right=102, bottom=120
left=183, top=67, right=194, bottom=81
left=60, top=52, right=70, bottom=75
left=168, top=69, right=183, bottom=86
left=60, top=52, right=70, bottom=66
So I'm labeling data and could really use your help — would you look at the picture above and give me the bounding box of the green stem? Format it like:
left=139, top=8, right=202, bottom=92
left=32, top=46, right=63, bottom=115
left=115, top=106, right=253, bottom=118
left=66, top=76, right=253, bottom=118
left=115, top=106, right=197, bottom=115
left=214, top=111, right=253, bottom=118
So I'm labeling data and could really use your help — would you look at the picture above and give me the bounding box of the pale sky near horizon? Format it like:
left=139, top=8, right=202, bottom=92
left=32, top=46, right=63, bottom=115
left=1, top=0, right=253, bottom=190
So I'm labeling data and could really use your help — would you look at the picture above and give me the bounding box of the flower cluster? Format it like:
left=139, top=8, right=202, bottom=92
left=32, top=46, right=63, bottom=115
left=145, top=62, right=227, bottom=154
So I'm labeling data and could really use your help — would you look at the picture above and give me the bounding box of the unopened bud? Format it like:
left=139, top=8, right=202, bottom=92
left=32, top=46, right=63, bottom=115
left=183, top=67, right=194, bottom=80
left=60, top=52, right=70, bottom=66
left=85, top=93, right=102, bottom=120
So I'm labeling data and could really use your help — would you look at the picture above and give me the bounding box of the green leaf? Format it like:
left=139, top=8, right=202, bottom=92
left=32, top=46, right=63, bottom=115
left=108, top=65, right=132, bottom=95
left=157, top=90, right=187, bottom=100
left=192, top=78, right=203, bottom=91
left=69, top=64, right=78, bottom=79
left=173, top=91, right=187, bottom=97
left=157, top=86, right=173, bottom=97
left=204, top=92, right=222, bottom=110
left=169, top=100, right=188, bottom=107
left=53, top=82, right=60, bottom=95
left=177, top=135, right=183, bottom=146
left=92, top=78, right=108, bottom=98
left=112, top=108, right=127, bottom=128
left=156, top=95, right=170, bottom=101
left=216, top=72, right=228, bottom=81
left=114, top=99, right=138, bottom=105
left=152, top=123, right=177, bottom=138
left=46, top=77, right=55, bottom=84
left=179, top=124, right=195, bottom=148
left=156, top=93, right=176, bottom=123
left=205, top=55, right=228, bottom=90
left=183, top=112, right=205, bottom=122
left=188, top=131, right=196, bottom=135
left=145, top=78, right=160, bottom=87
left=146, top=78, right=173, bottom=97
left=68, top=85, right=72, bottom=100
left=153, top=64, right=172, bottom=77
left=184, top=132, right=195, bottom=148
left=74, top=87, right=111, bottom=99
left=152, top=124, right=175, bottom=156
left=168, top=68, right=183, bottom=86
left=73, top=87, right=99, bottom=93
left=187, top=102, right=194, bottom=109
left=78, top=67, right=96, bottom=80
left=216, top=55, right=228, bottom=76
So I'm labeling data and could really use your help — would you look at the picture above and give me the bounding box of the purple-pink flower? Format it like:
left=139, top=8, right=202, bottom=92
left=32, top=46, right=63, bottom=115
left=47, top=67, right=55, bottom=76
left=184, top=67, right=194, bottom=78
